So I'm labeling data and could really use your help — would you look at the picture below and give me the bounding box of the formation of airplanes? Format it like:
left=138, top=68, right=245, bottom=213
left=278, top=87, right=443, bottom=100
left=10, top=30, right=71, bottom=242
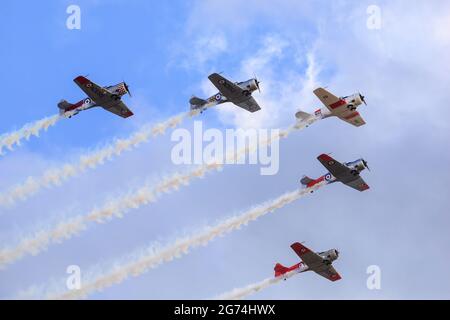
left=58, top=72, right=371, bottom=288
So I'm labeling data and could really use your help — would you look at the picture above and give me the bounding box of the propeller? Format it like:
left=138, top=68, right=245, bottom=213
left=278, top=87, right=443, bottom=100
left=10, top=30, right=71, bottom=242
left=362, top=159, right=371, bottom=172
left=256, top=79, right=261, bottom=93
left=359, top=93, right=367, bottom=105
left=335, top=249, right=340, bottom=257
left=253, top=73, right=261, bottom=93
left=123, top=81, right=132, bottom=97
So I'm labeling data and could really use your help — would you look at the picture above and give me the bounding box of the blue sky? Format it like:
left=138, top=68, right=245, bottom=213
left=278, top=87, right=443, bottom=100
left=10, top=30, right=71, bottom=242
left=1, top=0, right=450, bottom=299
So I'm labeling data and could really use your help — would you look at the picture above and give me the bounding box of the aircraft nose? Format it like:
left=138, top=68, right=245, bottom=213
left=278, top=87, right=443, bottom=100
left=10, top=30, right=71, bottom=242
left=255, top=79, right=261, bottom=93
left=359, top=93, right=367, bottom=105
left=362, top=159, right=370, bottom=171
left=123, top=82, right=132, bottom=97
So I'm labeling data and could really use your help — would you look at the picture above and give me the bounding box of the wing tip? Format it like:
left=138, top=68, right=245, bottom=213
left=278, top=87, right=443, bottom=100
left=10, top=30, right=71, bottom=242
left=313, top=87, right=323, bottom=93
left=290, top=242, right=311, bottom=255
left=208, top=72, right=220, bottom=80
left=123, top=111, right=134, bottom=118
left=317, top=153, right=333, bottom=162
left=360, top=184, right=370, bottom=192
left=330, top=273, right=342, bottom=282
left=74, top=75, right=89, bottom=84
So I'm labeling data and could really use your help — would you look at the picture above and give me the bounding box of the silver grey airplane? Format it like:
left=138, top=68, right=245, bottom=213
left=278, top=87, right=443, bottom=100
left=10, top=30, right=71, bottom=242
left=274, top=242, right=341, bottom=282
left=190, top=73, right=262, bottom=113
left=58, top=76, right=134, bottom=118
left=301, top=153, right=370, bottom=192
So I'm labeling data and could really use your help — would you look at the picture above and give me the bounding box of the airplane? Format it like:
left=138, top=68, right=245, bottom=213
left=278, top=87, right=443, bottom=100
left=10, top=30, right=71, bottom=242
left=190, top=73, right=262, bottom=113
left=58, top=76, right=134, bottom=118
left=274, top=242, right=341, bottom=282
left=295, top=87, right=367, bottom=127
left=301, top=154, right=370, bottom=192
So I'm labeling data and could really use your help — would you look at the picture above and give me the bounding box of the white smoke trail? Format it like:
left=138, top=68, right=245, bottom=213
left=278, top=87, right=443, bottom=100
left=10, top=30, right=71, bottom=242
left=35, top=183, right=323, bottom=300
left=0, top=111, right=197, bottom=207
left=0, top=162, right=221, bottom=268
left=1, top=119, right=317, bottom=268
left=214, top=271, right=299, bottom=300
left=0, top=115, right=61, bottom=155
left=0, top=123, right=300, bottom=268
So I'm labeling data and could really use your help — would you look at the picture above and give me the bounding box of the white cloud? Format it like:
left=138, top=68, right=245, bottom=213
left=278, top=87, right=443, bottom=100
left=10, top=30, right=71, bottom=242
left=433, top=12, right=450, bottom=47
left=307, top=1, right=450, bottom=139
left=197, top=34, right=321, bottom=129
left=196, top=35, right=228, bottom=62
left=171, top=33, right=228, bottom=71
left=185, top=0, right=450, bottom=132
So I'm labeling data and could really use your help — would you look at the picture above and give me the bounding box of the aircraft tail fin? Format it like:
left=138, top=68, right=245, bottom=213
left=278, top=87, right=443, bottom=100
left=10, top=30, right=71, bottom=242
left=300, top=175, right=314, bottom=187
left=57, top=100, right=77, bottom=117
left=274, top=263, right=290, bottom=277
left=58, top=99, right=72, bottom=111
left=189, top=96, right=207, bottom=109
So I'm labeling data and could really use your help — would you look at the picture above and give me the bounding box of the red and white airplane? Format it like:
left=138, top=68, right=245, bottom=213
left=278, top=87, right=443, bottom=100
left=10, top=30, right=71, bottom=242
left=274, top=242, right=341, bottom=282
left=58, top=76, right=134, bottom=118
left=296, top=87, right=367, bottom=127
left=301, top=154, right=371, bottom=192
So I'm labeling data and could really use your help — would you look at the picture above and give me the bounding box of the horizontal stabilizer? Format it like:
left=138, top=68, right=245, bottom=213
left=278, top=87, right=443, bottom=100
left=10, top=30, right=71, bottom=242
left=295, top=110, right=313, bottom=121
left=189, top=96, right=207, bottom=106
left=300, top=175, right=314, bottom=186
left=274, top=263, right=289, bottom=277
left=57, top=99, right=72, bottom=110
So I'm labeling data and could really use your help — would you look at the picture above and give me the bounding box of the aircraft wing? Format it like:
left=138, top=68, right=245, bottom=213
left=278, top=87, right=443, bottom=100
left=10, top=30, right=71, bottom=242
left=317, top=154, right=370, bottom=192
left=317, top=154, right=352, bottom=179
left=316, top=265, right=342, bottom=282
left=208, top=73, right=244, bottom=100
left=344, top=176, right=370, bottom=192
left=236, top=96, right=261, bottom=113
left=291, top=242, right=341, bottom=282
left=290, top=242, right=324, bottom=269
left=313, top=87, right=347, bottom=113
left=339, top=111, right=366, bottom=127
left=208, top=73, right=261, bottom=112
left=103, top=101, right=134, bottom=118
left=73, top=76, right=113, bottom=104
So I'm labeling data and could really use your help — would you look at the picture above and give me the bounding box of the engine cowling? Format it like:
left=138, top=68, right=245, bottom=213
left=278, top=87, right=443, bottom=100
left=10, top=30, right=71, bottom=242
left=345, top=159, right=368, bottom=173
left=237, top=79, right=259, bottom=92
left=105, top=82, right=129, bottom=97
left=320, top=249, right=339, bottom=262
left=344, top=93, right=363, bottom=107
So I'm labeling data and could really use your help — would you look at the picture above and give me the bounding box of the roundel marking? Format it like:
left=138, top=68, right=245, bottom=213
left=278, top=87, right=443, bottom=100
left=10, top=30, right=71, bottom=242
left=215, top=93, right=222, bottom=101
